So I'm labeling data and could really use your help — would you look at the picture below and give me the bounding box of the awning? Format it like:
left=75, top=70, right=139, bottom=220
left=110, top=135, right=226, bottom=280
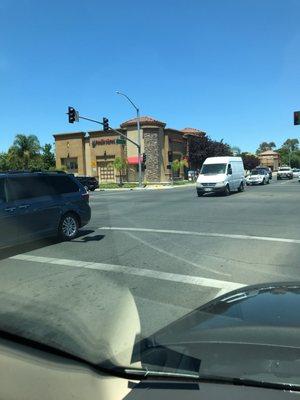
left=127, top=156, right=142, bottom=165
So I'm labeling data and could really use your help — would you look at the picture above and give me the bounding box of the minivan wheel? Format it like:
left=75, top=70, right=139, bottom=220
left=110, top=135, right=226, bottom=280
left=59, top=213, right=79, bottom=241
left=224, top=185, right=230, bottom=196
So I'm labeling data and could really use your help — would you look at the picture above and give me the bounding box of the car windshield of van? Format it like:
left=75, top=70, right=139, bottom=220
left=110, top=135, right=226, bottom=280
left=200, top=164, right=227, bottom=175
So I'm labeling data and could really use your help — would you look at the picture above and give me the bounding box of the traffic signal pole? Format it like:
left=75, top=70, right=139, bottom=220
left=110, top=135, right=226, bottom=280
left=67, top=108, right=141, bottom=157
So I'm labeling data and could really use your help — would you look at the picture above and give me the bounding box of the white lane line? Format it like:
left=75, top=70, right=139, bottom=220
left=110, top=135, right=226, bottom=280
left=10, top=254, right=244, bottom=293
left=98, top=226, right=300, bottom=244
left=99, top=227, right=300, bottom=245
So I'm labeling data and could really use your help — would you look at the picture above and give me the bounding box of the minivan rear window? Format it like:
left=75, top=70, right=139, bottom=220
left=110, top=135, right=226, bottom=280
left=47, top=176, right=80, bottom=194
left=7, top=176, right=56, bottom=201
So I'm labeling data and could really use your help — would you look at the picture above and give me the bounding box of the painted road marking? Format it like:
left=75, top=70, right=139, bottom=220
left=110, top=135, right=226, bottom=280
left=10, top=254, right=244, bottom=294
left=99, top=227, right=300, bottom=245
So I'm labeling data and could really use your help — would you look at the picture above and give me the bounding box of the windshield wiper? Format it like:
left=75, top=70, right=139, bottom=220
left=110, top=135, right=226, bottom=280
left=125, top=368, right=199, bottom=380
left=124, top=368, right=300, bottom=391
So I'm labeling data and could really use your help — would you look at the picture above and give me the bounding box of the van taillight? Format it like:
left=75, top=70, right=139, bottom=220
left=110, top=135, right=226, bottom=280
left=82, top=192, right=89, bottom=202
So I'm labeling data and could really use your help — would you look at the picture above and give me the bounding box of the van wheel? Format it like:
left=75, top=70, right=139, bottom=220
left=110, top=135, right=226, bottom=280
left=59, top=213, right=79, bottom=241
left=238, top=182, right=244, bottom=192
left=224, top=185, right=230, bottom=196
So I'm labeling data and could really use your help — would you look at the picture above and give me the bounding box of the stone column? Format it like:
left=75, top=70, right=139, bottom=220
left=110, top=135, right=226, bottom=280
left=144, top=128, right=161, bottom=182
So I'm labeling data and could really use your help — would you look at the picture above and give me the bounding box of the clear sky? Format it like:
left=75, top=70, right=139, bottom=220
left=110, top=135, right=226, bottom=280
left=1, top=0, right=300, bottom=152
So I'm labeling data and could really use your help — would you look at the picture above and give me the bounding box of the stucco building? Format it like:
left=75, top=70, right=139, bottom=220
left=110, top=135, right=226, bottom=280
left=258, top=150, right=280, bottom=171
left=54, top=116, right=199, bottom=183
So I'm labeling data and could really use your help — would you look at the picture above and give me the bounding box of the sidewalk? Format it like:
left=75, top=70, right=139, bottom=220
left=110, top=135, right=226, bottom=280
left=96, top=183, right=196, bottom=192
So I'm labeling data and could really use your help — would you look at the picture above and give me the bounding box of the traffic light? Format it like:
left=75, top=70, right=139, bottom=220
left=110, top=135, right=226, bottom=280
left=168, top=151, right=173, bottom=163
left=103, top=117, right=109, bottom=131
left=142, top=153, right=146, bottom=163
left=294, top=111, right=300, bottom=125
left=68, top=107, right=76, bottom=123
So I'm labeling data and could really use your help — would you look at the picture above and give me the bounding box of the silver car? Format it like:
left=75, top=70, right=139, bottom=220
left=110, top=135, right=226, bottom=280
left=246, top=169, right=270, bottom=185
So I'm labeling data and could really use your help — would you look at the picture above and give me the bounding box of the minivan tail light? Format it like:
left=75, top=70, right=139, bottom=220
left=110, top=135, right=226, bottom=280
left=82, top=192, right=89, bottom=202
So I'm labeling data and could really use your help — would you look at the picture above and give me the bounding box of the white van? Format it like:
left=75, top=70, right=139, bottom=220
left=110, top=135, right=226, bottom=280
left=196, top=156, right=245, bottom=196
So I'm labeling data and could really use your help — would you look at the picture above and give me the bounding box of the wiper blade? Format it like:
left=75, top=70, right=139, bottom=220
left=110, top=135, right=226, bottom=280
left=125, top=368, right=199, bottom=380
left=124, top=369, right=300, bottom=391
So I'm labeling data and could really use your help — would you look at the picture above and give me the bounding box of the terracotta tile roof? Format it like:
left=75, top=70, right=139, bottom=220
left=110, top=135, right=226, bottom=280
left=181, top=127, right=205, bottom=134
left=120, top=116, right=166, bottom=128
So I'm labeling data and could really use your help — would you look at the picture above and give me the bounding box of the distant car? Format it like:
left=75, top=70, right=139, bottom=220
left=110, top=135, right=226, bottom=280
left=292, top=168, right=300, bottom=178
left=76, top=176, right=99, bottom=191
left=246, top=169, right=270, bottom=185
left=277, top=167, right=293, bottom=180
left=0, top=172, right=91, bottom=249
left=257, top=166, right=272, bottom=179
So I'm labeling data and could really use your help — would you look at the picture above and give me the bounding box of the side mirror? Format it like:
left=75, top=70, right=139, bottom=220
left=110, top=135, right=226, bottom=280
left=227, top=168, right=232, bottom=175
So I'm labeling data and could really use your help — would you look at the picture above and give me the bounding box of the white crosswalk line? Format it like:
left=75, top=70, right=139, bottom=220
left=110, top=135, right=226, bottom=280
left=10, top=254, right=245, bottom=293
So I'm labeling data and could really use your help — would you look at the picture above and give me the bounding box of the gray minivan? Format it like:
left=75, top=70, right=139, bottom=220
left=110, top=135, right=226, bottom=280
left=0, top=172, right=91, bottom=249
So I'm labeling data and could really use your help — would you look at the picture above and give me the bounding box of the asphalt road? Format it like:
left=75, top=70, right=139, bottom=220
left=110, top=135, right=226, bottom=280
left=1, top=178, right=300, bottom=340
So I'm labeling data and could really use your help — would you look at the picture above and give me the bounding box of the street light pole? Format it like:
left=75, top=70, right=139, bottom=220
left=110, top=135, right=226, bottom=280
left=116, top=91, right=142, bottom=188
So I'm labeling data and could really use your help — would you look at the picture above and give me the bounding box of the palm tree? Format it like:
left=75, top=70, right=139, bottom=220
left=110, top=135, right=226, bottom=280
left=10, top=134, right=41, bottom=169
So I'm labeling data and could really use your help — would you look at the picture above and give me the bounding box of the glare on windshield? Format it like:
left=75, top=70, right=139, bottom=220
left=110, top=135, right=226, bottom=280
left=201, top=164, right=227, bottom=174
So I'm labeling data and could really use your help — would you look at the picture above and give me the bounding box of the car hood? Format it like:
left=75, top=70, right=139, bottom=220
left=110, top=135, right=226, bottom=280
left=150, top=282, right=300, bottom=348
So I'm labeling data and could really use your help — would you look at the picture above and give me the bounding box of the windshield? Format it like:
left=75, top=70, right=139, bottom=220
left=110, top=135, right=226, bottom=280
left=1, top=0, right=300, bottom=395
left=200, top=164, right=227, bottom=174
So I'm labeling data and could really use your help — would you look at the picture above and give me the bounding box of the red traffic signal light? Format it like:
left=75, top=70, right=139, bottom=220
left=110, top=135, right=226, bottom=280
left=294, top=111, right=300, bottom=125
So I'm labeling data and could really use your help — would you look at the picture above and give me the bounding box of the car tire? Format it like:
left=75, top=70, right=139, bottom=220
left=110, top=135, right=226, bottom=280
left=224, top=185, right=230, bottom=196
left=238, top=182, right=244, bottom=192
left=59, top=213, right=79, bottom=241
left=197, top=192, right=203, bottom=197
left=267, top=179, right=270, bottom=184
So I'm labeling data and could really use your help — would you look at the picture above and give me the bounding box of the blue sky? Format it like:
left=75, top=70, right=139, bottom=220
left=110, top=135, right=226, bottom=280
left=1, top=0, right=300, bottom=152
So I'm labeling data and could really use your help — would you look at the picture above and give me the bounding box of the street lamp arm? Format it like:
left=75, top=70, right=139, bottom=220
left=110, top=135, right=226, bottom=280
left=116, top=91, right=139, bottom=112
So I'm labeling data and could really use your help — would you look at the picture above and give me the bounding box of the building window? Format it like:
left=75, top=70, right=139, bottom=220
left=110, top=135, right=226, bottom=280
left=61, top=158, right=78, bottom=172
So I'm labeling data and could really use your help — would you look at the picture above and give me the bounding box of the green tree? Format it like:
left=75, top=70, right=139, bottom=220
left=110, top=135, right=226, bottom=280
left=41, top=143, right=56, bottom=170
left=0, top=152, right=10, bottom=172
left=113, top=156, right=127, bottom=185
left=241, top=152, right=260, bottom=171
left=9, top=134, right=41, bottom=169
left=256, top=141, right=276, bottom=154
left=282, top=138, right=299, bottom=152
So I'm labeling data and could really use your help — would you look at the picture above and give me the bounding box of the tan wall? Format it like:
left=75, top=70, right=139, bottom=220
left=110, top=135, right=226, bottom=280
left=126, top=127, right=144, bottom=158
left=55, top=134, right=86, bottom=175
left=89, top=132, right=125, bottom=181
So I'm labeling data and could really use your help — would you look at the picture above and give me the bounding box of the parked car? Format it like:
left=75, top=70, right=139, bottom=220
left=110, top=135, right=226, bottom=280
left=257, top=166, right=272, bottom=179
left=277, top=167, right=293, bottom=180
left=75, top=176, right=99, bottom=191
left=0, top=172, right=91, bottom=249
left=292, top=168, right=300, bottom=178
left=196, top=156, right=245, bottom=196
left=246, top=169, right=270, bottom=185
